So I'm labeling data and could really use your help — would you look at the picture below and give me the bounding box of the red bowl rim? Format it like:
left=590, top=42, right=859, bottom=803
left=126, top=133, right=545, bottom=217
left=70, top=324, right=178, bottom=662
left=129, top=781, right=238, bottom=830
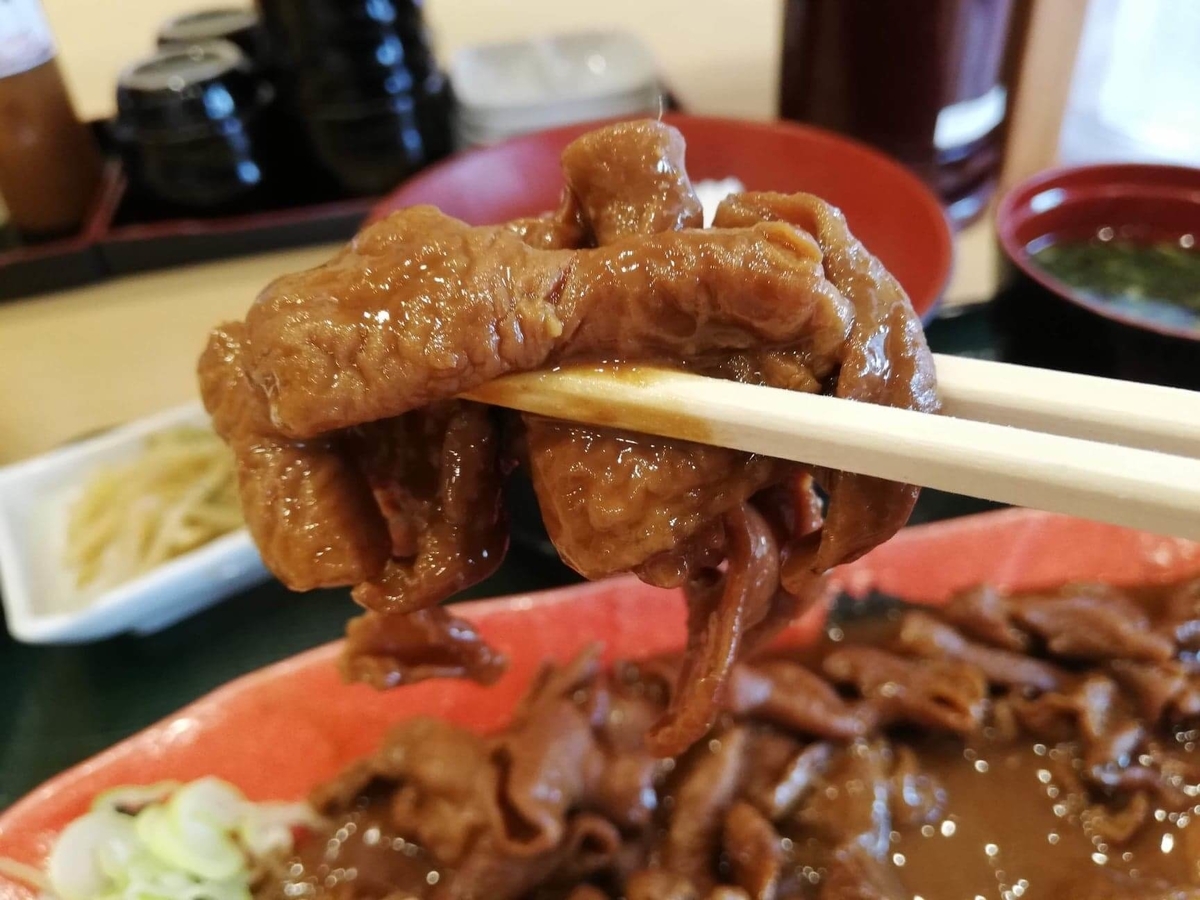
left=995, top=161, right=1200, bottom=343
left=370, top=113, right=953, bottom=319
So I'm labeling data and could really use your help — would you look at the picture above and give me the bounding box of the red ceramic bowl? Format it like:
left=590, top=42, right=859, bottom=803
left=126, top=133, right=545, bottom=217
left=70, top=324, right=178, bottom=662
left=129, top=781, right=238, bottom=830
left=370, top=114, right=953, bottom=318
left=995, top=163, right=1200, bottom=388
left=4, top=508, right=1200, bottom=890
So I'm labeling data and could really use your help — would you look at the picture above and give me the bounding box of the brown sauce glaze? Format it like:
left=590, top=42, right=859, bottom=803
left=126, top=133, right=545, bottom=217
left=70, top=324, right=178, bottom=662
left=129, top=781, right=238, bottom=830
left=259, top=578, right=1200, bottom=900
left=887, top=735, right=1200, bottom=900
left=272, top=802, right=448, bottom=900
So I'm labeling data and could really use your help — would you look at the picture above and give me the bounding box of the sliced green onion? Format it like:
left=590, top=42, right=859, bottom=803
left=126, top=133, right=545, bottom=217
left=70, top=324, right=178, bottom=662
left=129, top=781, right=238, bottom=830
left=48, top=812, right=137, bottom=900
left=135, top=806, right=244, bottom=882
left=32, top=778, right=316, bottom=900
left=168, top=779, right=245, bottom=832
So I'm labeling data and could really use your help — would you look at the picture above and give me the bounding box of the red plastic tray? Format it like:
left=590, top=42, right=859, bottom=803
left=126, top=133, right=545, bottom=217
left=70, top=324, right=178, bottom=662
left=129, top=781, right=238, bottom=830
left=2, top=509, right=1199, bottom=883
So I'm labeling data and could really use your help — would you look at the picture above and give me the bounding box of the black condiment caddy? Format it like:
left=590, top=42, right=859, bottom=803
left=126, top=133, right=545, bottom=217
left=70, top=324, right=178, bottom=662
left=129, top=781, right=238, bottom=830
left=0, top=0, right=450, bottom=302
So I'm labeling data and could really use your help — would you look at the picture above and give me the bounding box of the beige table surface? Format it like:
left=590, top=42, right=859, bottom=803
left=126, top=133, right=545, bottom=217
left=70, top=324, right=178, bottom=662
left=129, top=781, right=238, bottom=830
left=0, top=0, right=997, bottom=465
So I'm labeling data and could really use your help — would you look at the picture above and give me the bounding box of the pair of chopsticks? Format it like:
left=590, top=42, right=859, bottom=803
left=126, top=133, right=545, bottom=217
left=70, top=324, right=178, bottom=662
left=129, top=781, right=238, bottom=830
left=464, top=355, right=1200, bottom=541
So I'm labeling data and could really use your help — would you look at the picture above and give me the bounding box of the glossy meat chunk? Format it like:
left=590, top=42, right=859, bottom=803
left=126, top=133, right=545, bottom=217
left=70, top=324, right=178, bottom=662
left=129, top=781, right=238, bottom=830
left=349, top=402, right=508, bottom=614
left=200, top=119, right=939, bottom=757
left=243, top=208, right=575, bottom=439
left=198, top=322, right=389, bottom=589
left=519, top=122, right=775, bottom=591
left=712, top=193, right=938, bottom=573
left=525, top=419, right=782, bottom=579
left=341, top=607, right=506, bottom=689
left=510, top=125, right=899, bottom=755
left=501, top=116, right=698, bottom=252
left=559, top=118, right=703, bottom=244
left=244, top=210, right=850, bottom=440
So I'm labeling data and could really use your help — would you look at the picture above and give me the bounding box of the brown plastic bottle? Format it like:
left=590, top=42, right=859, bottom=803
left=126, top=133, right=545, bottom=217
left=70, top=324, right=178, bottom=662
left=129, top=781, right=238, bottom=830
left=780, top=0, right=1013, bottom=226
left=0, top=0, right=102, bottom=238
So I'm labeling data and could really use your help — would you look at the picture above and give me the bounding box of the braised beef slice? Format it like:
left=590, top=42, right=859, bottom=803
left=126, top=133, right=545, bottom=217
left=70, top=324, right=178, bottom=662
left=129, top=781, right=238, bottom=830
left=266, top=576, right=1200, bottom=900
left=201, top=119, right=937, bottom=759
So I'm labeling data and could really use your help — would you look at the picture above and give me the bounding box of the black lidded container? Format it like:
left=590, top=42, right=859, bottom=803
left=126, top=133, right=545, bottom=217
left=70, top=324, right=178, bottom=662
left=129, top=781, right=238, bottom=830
left=156, top=8, right=269, bottom=69
left=114, top=40, right=281, bottom=212
left=255, top=0, right=451, bottom=197
left=256, top=0, right=434, bottom=75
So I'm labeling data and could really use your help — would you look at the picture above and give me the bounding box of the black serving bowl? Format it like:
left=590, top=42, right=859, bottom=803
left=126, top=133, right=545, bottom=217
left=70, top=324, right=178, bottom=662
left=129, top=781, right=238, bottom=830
left=114, top=41, right=282, bottom=212
left=994, top=163, right=1200, bottom=389
left=303, top=78, right=450, bottom=196
left=255, top=0, right=428, bottom=72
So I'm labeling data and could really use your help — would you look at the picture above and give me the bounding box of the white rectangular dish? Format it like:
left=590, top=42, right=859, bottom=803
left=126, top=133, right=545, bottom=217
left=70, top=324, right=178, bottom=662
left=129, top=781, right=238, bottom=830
left=0, top=402, right=268, bottom=643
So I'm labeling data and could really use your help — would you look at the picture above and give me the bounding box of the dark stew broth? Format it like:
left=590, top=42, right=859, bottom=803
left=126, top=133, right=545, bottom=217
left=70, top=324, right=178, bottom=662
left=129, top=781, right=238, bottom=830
left=1032, top=233, right=1200, bottom=332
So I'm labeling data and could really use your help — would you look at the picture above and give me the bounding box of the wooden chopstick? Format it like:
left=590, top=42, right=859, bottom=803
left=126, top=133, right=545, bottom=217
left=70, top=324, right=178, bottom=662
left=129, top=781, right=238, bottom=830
left=463, top=363, right=1200, bottom=541
left=934, top=354, right=1200, bottom=458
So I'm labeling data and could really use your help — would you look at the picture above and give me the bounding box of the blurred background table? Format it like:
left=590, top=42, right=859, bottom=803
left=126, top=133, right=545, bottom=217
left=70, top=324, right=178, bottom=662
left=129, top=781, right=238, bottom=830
left=1, top=0, right=1003, bottom=808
